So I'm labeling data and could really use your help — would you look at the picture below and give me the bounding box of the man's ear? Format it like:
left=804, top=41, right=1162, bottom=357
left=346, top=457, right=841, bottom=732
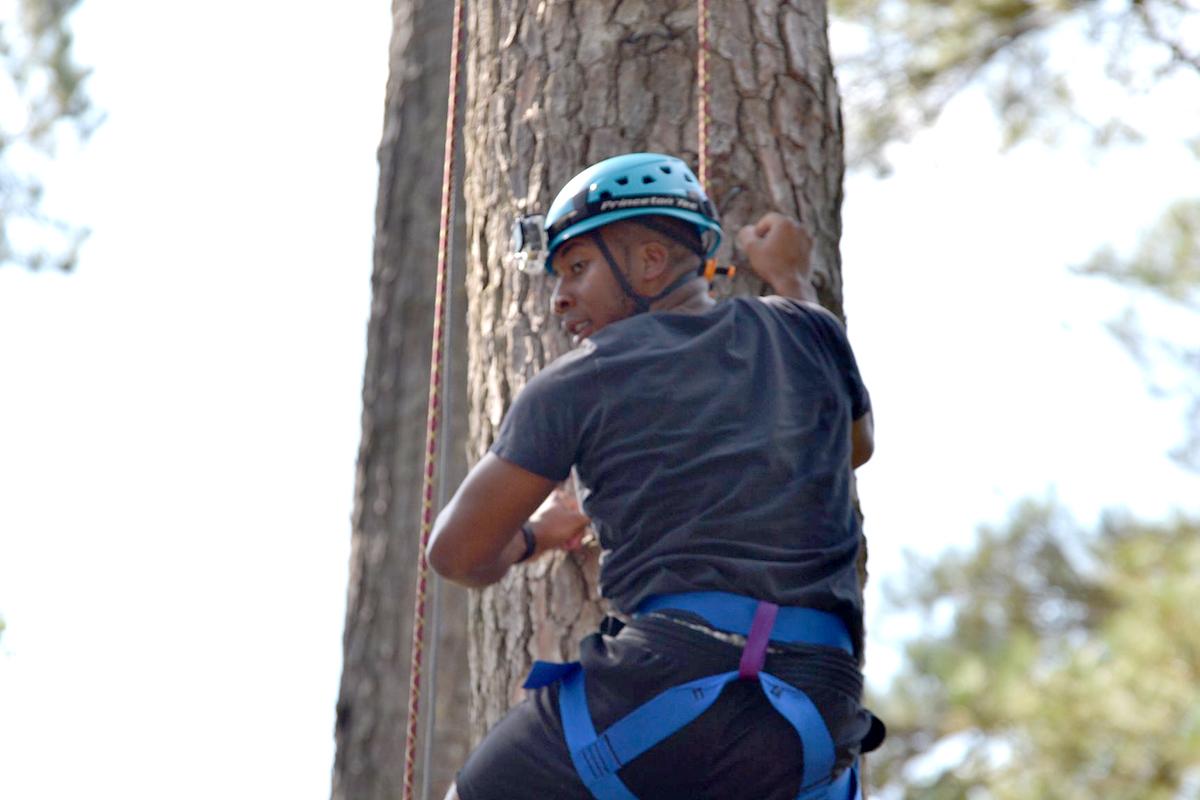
left=638, top=240, right=671, bottom=284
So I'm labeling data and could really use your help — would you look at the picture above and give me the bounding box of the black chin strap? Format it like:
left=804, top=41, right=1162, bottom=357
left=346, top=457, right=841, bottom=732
left=632, top=217, right=708, bottom=274
left=590, top=231, right=700, bottom=315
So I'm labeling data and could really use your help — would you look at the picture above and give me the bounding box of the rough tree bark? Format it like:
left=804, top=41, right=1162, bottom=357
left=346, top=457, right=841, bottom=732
left=461, top=0, right=853, bottom=741
left=333, top=0, right=471, bottom=797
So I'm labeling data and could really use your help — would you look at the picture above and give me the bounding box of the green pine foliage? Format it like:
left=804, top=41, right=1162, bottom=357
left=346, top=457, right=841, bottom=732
left=871, top=500, right=1200, bottom=798
left=831, top=0, right=1198, bottom=172
left=1081, top=200, right=1200, bottom=309
left=1, top=0, right=97, bottom=271
left=830, top=0, right=1200, bottom=469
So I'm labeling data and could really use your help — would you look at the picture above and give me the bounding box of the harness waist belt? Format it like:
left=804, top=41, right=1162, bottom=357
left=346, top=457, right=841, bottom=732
left=635, top=591, right=853, bottom=654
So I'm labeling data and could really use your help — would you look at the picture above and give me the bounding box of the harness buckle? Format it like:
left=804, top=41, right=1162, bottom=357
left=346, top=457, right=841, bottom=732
left=599, top=615, right=626, bottom=637
left=576, top=734, right=623, bottom=779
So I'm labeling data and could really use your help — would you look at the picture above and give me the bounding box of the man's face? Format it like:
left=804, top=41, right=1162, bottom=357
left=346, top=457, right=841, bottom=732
left=550, top=229, right=634, bottom=344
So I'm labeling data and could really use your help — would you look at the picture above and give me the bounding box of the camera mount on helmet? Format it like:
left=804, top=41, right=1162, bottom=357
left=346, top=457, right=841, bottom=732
left=507, top=214, right=549, bottom=275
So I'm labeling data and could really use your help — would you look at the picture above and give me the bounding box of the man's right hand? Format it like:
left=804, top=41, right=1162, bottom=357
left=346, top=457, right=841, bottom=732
left=736, top=212, right=817, bottom=302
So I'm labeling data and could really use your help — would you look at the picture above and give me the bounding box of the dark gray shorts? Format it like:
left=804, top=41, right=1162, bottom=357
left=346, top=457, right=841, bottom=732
left=456, top=614, right=883, bottom=800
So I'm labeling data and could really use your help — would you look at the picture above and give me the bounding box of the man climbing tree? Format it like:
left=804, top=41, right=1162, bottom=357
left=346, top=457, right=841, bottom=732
left=368, top=2, right=872, bottom=797
left=459, top=0, right=859, bottom=744
left=430, top=152, right=883, bottom=799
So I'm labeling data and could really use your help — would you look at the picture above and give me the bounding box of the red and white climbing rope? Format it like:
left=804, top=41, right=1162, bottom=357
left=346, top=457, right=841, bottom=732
left=402, top=0, right=467, bottom=797
left=697, top=0, right=713, bottom=192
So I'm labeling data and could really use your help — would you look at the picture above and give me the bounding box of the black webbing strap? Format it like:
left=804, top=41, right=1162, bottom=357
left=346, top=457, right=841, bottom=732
left=590, top=231, right=699, bottom=315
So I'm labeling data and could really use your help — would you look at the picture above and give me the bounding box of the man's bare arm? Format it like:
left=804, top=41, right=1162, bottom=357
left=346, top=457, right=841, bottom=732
left=852, top=411, right=874, bottom=468
left=428, top=453, right=590, bottom=587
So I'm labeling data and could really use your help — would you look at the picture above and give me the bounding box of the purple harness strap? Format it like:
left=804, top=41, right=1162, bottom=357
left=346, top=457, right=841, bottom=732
left=738, top=600, right=779, bottom=679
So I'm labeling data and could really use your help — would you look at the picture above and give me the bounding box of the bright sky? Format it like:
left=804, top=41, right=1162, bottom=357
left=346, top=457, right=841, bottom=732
left=1, top=3, right=1197, bottom=799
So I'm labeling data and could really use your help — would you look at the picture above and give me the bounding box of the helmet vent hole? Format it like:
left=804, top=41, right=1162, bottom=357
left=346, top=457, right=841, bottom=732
left=642, top=175, right=656, bottom=184
left=660, top=166, right=672, bottom=174
left=599, top=190, right=613, bottom=200
left=684, top=173, right=694, bottom=182
left=615, top=177, right=629, bottom=186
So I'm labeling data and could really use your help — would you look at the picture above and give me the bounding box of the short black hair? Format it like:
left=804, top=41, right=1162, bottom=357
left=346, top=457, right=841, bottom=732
left=634, top=215, right=704, bottom=256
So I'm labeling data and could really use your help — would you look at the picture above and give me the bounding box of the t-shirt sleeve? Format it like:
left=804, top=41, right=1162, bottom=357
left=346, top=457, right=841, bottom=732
left=812, top=308, right=871, bottom=420
left=766, top=296, right=870, bottom=420
left=488, top=355, right=593, bottom=481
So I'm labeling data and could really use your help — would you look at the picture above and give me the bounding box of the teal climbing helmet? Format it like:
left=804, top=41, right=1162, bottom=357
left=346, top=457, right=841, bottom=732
left=541, top=153, right=722, bottom=274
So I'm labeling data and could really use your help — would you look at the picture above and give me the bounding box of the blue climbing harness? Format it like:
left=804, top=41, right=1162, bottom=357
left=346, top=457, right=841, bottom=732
left=522, top=591, right=862, bottom=800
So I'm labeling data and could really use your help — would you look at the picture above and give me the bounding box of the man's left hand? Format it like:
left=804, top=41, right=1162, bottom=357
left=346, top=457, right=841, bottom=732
left=528, top=486, right=592, bottom=556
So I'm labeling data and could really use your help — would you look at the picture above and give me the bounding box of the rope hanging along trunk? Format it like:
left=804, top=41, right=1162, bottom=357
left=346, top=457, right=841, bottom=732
left=402, top=0, right=467, bottom=798
left=697, top=0, right=712, bottom=193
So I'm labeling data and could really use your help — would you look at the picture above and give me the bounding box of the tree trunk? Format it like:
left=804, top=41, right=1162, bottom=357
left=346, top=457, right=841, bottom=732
left=333, top=0, right=472, bottom=797
left=461, top=0, right=850, bottom=740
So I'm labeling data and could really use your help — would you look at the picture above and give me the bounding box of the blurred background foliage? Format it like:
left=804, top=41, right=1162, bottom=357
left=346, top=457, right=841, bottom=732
left=1077, top=198, right=1200, bottom=470
left=868, top=502, right=1200, bottom=798
left=831, top=0, right=1200, bottom=795
left=830, top=0, right=1200, bottom=171
left=1, top=0, right=98, bottom=271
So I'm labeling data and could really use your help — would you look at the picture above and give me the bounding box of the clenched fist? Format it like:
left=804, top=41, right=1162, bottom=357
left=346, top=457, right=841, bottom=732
left=736, top=212, right=816, bottom=302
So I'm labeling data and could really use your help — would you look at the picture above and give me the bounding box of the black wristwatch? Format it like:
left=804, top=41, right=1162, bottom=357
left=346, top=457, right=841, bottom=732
left=515, top=522, right=537, bottom=564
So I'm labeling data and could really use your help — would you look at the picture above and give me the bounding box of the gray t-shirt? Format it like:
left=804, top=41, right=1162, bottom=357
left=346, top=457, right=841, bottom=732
left=490, top=296, right=871, bottom=653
